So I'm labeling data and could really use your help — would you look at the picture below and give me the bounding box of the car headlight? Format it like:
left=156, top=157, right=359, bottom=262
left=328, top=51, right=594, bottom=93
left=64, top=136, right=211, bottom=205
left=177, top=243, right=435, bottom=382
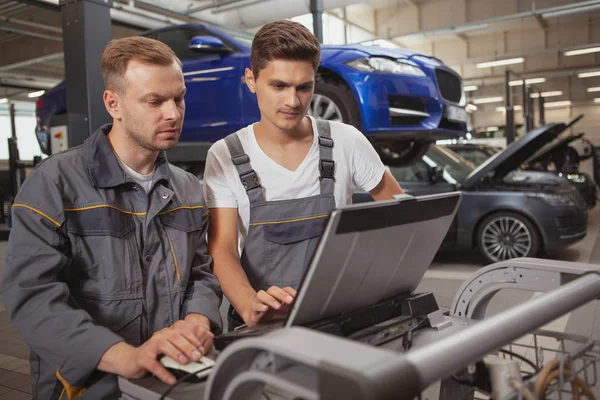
left=527, top=192, right=575, bottom=207
left=566, top=174, right=586, bottom=183
left=346, top=57, right=426, bottom=76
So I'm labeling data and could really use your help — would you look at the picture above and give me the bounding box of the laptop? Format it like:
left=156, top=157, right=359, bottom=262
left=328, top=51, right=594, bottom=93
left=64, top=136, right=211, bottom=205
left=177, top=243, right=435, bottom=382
left=214, top=192, right=462, bottom=349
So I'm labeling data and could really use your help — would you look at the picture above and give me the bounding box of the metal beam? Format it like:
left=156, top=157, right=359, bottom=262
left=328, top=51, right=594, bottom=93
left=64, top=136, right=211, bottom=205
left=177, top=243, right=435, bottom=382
left=534, top=14, right=548, bottom=30
left=538, top=96, right=545, bottom=125
left=61, top=0, right=113, bottom=147
left=185, top=0, right=220, bottom=14
left=15, top=0, right=59, bottom=12
left=369, top=1, right=600, bottom=46
left=311, top=0, right=324, bottom=44
left=505, top=70, right=515, bottom=144
left=324, top=10, right=375, bottom=35
left=186, top=0, right=269, bottom=15
left=0, top=53, right=63, bottom=72
left=0, top=25, right=61, bottom=41
left=0, top=15, right=62, bottom=33
left=455, top=33, right=468, bottom=42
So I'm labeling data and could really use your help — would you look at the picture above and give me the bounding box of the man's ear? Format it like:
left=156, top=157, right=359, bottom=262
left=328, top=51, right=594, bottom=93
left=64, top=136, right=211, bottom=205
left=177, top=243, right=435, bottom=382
left=245, top=68, right=256, bottom=93
left=103, top=89, right=121, bottom=120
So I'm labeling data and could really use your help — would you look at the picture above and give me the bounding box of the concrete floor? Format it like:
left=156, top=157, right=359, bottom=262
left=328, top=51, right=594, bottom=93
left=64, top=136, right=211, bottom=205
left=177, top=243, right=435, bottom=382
left=0, top=207, right=599, bottom=399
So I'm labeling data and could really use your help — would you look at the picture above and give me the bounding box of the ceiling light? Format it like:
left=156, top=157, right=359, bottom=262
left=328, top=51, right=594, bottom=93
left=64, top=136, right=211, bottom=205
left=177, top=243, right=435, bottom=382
left=509, top=77, right=546, bottom=86
left=464, top=85, right=478, bottom=92
left=27, top=90, right=45, bottom=98
left=587, top=87, right=600, bottom=92
left=496, top=105, right=523, bottom=112
left=564, top=46, right=600, bottom=56
left=466, top=104, right=478, bottom=111
left=578, top=71, right=600, bottom=78
left=472, top=96, right=504, bottom=104
left=544, top=100, right=571, bottom=108
left=531, top=91, right=563, bottom=98
left=476, top=57, right=524, bottom=69
left=0, top=98, right=7, bottom=104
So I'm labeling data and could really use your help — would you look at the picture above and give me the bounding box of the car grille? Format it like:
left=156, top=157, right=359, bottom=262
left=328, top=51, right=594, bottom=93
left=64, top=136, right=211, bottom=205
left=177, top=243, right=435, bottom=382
left=555, top=212, right=587, bottom=237
left=435, top=69, right=462, bottom=103
left=388, top=96, right=427, bottom=126
left=570, top=190, right=587, bottom=210
left=389, top=96, right=426, bottom=112
left=573, top=181, right=597, bottom=208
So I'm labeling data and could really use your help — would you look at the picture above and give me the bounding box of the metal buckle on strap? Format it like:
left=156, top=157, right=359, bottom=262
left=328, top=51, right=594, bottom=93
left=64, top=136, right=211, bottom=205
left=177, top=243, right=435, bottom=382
left=318, top=136, right=334, bottom=148
left=240, top=170, right=261, bottom=190
left=320, top=159, right=335, bottom=180
left=232, top=154, right=250, bottom=165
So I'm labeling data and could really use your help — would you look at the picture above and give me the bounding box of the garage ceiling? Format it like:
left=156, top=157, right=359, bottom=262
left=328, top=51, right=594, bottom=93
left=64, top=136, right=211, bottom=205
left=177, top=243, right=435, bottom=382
left=2, top=0, right=600, bottom=130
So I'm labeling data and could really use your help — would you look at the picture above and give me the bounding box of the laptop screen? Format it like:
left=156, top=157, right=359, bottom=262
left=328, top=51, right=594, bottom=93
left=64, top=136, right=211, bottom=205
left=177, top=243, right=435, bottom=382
left=285, top=192, right=461, bottom=327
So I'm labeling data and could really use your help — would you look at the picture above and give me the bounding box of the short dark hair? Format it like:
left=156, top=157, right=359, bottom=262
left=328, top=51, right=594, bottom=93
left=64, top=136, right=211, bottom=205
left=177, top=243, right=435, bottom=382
left=250, top=20, right=321, bottom=79
left=102, top=36, right=182, bottom=93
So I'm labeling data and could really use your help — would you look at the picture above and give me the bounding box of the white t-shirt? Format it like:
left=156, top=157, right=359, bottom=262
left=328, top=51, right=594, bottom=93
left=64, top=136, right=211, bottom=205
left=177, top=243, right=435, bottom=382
left=116, top=157, right=156, bottom=193
left=203, top=116, right=386, bottom=244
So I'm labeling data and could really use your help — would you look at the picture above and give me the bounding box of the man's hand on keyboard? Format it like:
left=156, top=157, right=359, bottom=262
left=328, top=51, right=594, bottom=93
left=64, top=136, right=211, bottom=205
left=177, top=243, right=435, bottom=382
left=245, top=286, right=297, bottom=327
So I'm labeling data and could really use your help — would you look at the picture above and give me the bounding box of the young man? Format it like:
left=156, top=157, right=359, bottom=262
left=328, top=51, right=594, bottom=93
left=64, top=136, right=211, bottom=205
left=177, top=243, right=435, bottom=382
left=0, top=37, right=222, bottom=399
left=204, top=20, right=404, bottom=330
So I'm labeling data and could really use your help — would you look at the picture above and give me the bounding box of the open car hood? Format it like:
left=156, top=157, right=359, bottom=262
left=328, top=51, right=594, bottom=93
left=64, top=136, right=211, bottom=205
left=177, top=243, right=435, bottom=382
left=461, top=120, right=575, bottom=189
left=524, top=132, right=585, bottom=165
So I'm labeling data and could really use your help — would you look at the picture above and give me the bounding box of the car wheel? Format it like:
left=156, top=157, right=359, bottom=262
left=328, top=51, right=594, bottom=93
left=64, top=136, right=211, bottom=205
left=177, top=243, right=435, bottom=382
left=310, top=80, right=362, bottom=128
left=476, top=212, right=541, bottom=263
left=311, top=78, right=430, bottom=166
left=375, top=141, right=431, bottom=167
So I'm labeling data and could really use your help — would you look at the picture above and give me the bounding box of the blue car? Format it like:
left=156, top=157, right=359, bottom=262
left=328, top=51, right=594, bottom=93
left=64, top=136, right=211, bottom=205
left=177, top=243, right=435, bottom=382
left=36, top=23, right=467, bottom=166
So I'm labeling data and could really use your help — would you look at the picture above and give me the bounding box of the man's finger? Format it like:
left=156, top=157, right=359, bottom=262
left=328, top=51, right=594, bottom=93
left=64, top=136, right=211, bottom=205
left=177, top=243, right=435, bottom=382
left=198, top=332, right=214, bottom=354
left=250, top=311, right=266, bottom=325
left=174, top=325, right=203, bottom=347
left=282, top=287, right=297, bottom=298
left=252, top=301, right=269, bottom=312
left=256, top=290, right=282, bottom=310
left=155, top=337, right=190, bottom=365
left=144, top=358, right=176, bottom=386
left=266, top=286, right=295, bottom=304
left=167, top=332, right=204, bottom=362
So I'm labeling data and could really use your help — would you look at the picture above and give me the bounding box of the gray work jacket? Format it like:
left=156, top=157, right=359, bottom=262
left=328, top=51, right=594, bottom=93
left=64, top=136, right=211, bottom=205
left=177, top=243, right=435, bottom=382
left=0, top=124, right=222, bottom=399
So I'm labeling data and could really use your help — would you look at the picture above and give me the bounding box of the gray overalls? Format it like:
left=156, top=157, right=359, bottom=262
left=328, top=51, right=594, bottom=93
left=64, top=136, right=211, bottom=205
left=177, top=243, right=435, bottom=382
left=224, top=120, right=335, bottom=329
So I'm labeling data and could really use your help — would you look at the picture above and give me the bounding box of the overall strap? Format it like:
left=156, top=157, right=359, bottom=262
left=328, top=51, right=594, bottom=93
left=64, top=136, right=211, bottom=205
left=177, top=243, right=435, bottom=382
left=224, top=133, right=265, bottom=204
left=316, top=119, right=335, bottom=196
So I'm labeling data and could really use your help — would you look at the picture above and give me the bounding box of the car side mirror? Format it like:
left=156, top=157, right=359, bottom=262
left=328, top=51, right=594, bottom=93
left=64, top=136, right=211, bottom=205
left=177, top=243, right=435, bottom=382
left=428, top=166, right=444, bottom=183
left=188, top=36, right=230, bottom=54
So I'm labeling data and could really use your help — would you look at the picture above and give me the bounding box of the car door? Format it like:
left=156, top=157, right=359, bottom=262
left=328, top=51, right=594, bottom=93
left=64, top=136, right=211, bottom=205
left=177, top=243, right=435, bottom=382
left=389, top=161, right=455, bottom=195
left=152, top=27, right=246, bottom=144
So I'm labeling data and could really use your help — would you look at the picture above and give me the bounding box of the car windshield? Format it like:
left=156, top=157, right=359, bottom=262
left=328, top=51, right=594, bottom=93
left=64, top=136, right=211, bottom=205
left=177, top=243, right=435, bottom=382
left=218, top=26, right=254, bottom=47
left=423, top=146, right=475, bottom=183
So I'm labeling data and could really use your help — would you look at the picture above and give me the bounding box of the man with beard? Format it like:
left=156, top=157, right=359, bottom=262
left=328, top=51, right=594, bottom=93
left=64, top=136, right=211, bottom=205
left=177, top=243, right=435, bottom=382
left=0, top=36, right=222, bottom=399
